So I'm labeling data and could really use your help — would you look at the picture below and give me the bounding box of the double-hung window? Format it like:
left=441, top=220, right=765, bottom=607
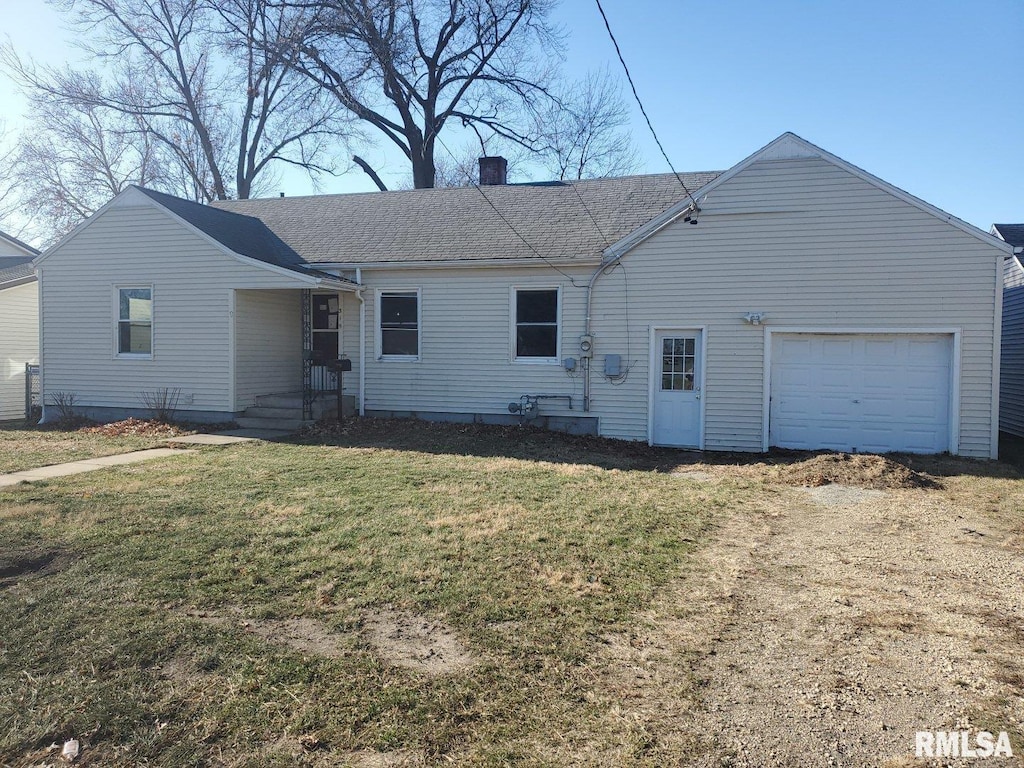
left=378, top=290, right=419, bottom=359
left=514, top=288, right=559, bottom=362
left=117, top=286, right=153, bottom=357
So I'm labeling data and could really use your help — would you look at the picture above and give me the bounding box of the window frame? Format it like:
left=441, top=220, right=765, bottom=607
left=510, top=285, right=561, bottom=365
left=114, top=284, right=154, bottom=360
left=376, top=287, right=421, bottom=361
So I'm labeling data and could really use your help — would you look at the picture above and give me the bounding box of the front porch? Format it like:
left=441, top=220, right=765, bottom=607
left=233, top=287, right=362, bottom=428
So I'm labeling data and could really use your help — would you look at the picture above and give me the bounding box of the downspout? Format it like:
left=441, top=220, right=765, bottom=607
left=356, top=268, right=366, bottom=416
left=583, top=254, right=626, bottom=412
left=583, top=201, right=700, bottom=411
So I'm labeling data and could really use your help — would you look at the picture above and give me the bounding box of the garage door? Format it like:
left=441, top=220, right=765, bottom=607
left=769, top=333, right=952, bottom=454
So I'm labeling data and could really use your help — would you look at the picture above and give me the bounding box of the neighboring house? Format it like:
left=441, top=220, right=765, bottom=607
left=993, top=223, right=1024, bottom=437
left=0, top=230, right=40, bottom=421
left=34, top=133, right=1011, bottom=457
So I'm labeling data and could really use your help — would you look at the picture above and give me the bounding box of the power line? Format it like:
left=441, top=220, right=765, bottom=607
left=569, top=181, right=610, bottom=248
left=594, top=0, right=699, bottom=210
left=433, top=134, right=585, bottom=286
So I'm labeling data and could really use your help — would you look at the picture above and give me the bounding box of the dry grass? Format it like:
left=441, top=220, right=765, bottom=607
left=0, top=418, right=1020, bottom=766
left=0, top=423, right=167, bottom=473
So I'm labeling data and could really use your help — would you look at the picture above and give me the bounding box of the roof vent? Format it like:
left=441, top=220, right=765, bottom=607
left=479, top=156, right=508, bottom=186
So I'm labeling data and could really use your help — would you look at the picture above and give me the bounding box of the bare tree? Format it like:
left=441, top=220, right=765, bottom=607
left=10, top=101, right=168, bottom=242
left=286, top=0, right=561, bottom=189
left=2, top=0, right=348, bottom=202
left=535, top=69, right=639, bottom=180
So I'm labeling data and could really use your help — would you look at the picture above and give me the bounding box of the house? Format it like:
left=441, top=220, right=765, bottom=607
left=0, top=229, right=40, bottom=421
left=993, top=224, right=1024, bottom=437
left=34, top=133, right=1010, bottom=457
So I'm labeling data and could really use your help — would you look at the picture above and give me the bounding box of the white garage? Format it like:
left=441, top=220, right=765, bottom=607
left=767, top=332, right=955, bottom=454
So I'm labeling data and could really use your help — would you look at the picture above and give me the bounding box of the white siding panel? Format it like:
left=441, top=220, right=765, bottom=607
left=0, top=281, right=39, bottom=420
left=355, top=268, right=591, bottom=418
left=1001, top=284, right=1024, bottom=436
left=41, top=203, right=314, bottom=414
left=234, top=289, right=302, bottom=409
left=589, top=156, right=999, bottom=458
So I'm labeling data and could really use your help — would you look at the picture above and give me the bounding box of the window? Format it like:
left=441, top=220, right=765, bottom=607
left=515, top=288, right=559, bottom=361
left=117, top=287, right=152, bottom=357
left=661, top=337, right=695, bottom=391
left=379, top=290, right=419, bottom=358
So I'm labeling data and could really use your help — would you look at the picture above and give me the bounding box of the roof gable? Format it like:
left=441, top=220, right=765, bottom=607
left=606, top=132, right=1013, bottom=258
left=36, top=187, right=353, bottom=288
left=0, top=229, right=39, bottom=258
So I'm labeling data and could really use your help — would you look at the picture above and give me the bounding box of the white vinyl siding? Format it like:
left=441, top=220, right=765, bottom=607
left=588, top=156, right=1000, bottom=458
left=234, top=289, right=301, bottom=410
left=357, top=270, right=585, bottom=416
left=40, top=201, right=315, bottom=414
left=0, top=281, right=38, bottom=420
left=347, top=157, right=998, bottom=457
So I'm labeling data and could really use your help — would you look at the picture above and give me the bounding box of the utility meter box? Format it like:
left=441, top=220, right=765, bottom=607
left=579, top=334, right=594, bottom=358
left=604, top=354, right=622, bottom=377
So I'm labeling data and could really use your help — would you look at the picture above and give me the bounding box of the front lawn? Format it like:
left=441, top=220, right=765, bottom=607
left=0, top=422, right=742, bottom=766
left=0, top=425, right=164, bottom=474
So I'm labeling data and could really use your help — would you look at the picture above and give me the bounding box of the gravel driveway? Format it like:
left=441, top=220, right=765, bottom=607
left=591, top=467, right=1024, bottom=767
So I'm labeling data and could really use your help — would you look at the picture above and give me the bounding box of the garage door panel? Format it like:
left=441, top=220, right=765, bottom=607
left=769, top=333, right=951, bottom=454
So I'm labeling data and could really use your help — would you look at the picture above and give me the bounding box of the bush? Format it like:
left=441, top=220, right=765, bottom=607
left=139, top=387, right=182, bottom=422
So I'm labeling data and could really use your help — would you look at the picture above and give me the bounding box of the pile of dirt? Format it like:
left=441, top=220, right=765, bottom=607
left=78, top=418, right=195, bottom=438
left=770, top=452, right=937, bottom=490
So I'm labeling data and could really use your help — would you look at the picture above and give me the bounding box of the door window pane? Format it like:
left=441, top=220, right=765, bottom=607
left=661, top=337, right=696, bottom=391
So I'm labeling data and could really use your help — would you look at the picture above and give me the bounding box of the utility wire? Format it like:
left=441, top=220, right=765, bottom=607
left=594, top=0, right=699, bottom=210
left=569, top=181, right=611, bottom=248
left=433, top=133, right=585, bottom=286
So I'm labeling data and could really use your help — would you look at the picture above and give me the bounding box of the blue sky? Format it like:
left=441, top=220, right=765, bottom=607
left=0, top=0, right=1021, bottom=230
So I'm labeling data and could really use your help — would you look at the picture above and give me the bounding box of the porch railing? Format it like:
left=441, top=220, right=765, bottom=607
left=25, top=363, right=40, bottom=422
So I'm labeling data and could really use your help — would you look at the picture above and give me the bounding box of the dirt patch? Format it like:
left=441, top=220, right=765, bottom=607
left=0, top=547, right=79, bottom=586
left=583, top=483, right=1024, bottom=767
left=801, top=483, right=886, bottom=507
left=78, top=418, right=196, bottom=438
left=186, top=609, right=352, bottom=659
left=184, top=607, right=476, bottom=674
left=361, top=608, right=476, bottom=676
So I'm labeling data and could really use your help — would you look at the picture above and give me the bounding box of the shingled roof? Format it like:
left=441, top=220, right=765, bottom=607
left=0, top=256, right=35, bottom=288
left=993, top=224, right=1024, bottom=248
left=210, top=171, right=721, bottom=265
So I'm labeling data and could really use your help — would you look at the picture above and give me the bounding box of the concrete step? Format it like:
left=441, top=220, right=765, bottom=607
left=255, top=394, right=304, bottom=409
left=244, top=406, right=303, bottom=420
left=235, top=416, right=305, bottom=431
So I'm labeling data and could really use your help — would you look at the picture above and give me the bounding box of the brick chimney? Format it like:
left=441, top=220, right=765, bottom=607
left=478, top=156, right=508, bottom=186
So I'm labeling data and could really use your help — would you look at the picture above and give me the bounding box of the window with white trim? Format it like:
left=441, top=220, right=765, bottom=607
left=117, top=287, right=153, bottom=357
left=379, top=290, right=419, bottom=358
left=514, top=288, right=559, bottom=361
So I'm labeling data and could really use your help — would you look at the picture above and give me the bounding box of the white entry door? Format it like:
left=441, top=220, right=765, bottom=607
left=652, top=331, right=703, bottom=447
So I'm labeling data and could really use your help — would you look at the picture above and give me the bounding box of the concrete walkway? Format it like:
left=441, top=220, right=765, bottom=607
left=166, top=428, right=292, bottom=446
left=0, top=448, right=192, bottom=488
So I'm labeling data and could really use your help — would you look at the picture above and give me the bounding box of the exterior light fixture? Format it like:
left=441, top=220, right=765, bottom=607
left=743, top=312, right=766, bottom=325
